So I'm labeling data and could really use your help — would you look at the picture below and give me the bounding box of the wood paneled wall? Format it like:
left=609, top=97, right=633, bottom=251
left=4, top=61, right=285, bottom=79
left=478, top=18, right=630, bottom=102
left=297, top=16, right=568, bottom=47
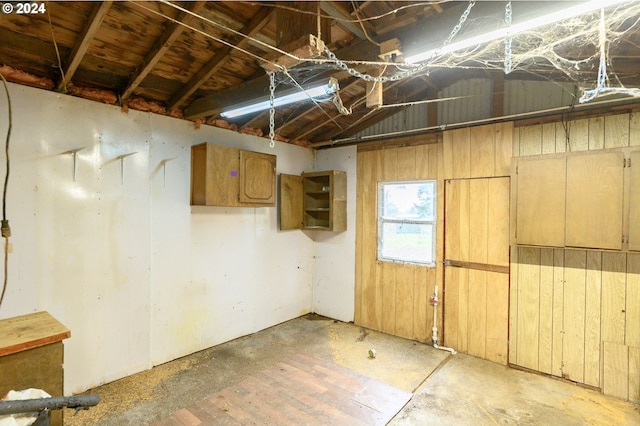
left=355, top=143, right=443, bottom=343
left=511, top=112, right=640, bottom=402
left=355, top=122, right=513, bottom=344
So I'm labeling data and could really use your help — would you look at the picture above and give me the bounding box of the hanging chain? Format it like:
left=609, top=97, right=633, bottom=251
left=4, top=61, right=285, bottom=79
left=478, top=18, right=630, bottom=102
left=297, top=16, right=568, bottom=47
left=504, top=1, right=513, bottom=74
left=441, top=0, right=475, bottom=50
left=322, top=0, right=475, bottom=82
left=268, top=71, right=275, bottom=148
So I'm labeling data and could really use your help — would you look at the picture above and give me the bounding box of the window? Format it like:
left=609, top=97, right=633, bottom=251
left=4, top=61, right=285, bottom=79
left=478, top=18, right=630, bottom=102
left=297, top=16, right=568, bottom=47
left=378, top=180, right=436, bottom=266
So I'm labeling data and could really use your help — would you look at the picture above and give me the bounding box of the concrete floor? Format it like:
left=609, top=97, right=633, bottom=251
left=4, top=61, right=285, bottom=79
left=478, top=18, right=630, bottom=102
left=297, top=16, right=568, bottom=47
left=66, top=314, right=640, bottom=425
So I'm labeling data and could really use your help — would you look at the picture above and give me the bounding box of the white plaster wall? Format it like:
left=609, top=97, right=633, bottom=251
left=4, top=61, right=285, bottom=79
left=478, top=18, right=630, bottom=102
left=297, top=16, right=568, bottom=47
left=0, top=83, right=316, bottom=393
left=148, top=116, right=316, bottom=366
left=312, top=146, right=357, bottom=322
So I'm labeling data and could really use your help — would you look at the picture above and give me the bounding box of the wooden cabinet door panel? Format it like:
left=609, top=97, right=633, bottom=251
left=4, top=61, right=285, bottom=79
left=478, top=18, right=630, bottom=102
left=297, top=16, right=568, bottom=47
left=239, top=150, right=276, bottom=204
left=515, top=156, right=566, bottom=247
left=565, top=152, right=624, bottom=250
left=630, top=151, right=640, bottom=251
left=279, top=174, right=303, bottom=230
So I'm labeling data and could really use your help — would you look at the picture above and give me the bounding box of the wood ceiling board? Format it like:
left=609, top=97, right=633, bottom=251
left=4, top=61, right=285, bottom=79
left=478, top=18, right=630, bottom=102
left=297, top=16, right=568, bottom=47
left=131, top=74, right=186, bottom=102
left=110, top=1, right=181, bottom=28
left=0, top=3, right=91, bottom=46
left=121, top=1, right=209, bottom=100
left=199, top=0, right=261, bottom=29
left=2, top=1, right=640, bottom=146
left=57, top=1, right=113, bottom=91
left=320, top=1, right=368, bottom=40
left=183, top=75, right=271, bottom=119
left=0, top=28, right=64, bottom=75
left=167, top=7, right=274, bottom=112
left=71, top=66, right=131, bottom=92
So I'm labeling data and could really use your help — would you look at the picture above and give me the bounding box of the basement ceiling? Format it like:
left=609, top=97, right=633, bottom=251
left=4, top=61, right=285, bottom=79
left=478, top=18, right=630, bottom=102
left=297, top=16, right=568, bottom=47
left=1, top=1, right=640, bottom=147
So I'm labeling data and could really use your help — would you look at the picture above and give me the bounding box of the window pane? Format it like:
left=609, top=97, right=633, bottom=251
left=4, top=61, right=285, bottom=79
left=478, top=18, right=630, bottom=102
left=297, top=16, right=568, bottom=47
left=382, top=182, right=435, bottom=221
left=380, top=222, right=434, bottom=264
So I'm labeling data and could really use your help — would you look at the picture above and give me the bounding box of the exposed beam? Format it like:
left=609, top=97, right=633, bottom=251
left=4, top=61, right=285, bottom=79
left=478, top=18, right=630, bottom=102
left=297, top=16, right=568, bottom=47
left=237, top=76, right=361, bottom=131
left=121, top=1, right=207, bottom=101
left=168, top=7, right=274, bottom=113
left=57, top=1, right=112, bottom=92
left=294, top=79, right=405, bottom=141
left=276, top=77, right=361, bottom=134
left=319, top=79, right=432, bottom=142
left=320, top=1, right=367, bottom=40
left=429, top=1, right=444, bottom=14
left=184, top=76, right=271, bottom=120
left=293, top=97, right=364, bottom=142
left=184, top=36, right=379, bottom=120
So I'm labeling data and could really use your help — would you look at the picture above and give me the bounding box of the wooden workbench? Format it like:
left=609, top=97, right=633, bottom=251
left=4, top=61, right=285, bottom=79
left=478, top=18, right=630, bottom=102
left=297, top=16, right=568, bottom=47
left=0, top=311, right=70, bottom=426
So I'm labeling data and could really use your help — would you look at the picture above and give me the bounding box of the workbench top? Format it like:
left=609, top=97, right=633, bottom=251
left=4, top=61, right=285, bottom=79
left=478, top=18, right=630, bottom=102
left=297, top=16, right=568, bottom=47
left=0, top=311, right=70, bottom=357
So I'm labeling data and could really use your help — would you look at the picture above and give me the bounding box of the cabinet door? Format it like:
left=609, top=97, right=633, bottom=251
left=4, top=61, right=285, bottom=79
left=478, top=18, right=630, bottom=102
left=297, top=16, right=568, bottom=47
left=565, top=151, right=624, bottom=250
left=330, top=171, right=347, bottom=232
left=191, top=143, right=241, bottom=206
left=630, top=151, right=640, bottom=251
left=239, top=150, right=276, bottom=205
left=279, top=174, right=303, bottom=230
left=515, top=156, right=566, bottom=247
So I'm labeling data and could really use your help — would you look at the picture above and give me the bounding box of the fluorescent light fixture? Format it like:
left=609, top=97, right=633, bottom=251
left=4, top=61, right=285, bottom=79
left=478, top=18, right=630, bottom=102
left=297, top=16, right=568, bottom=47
left=405, top=0, right=628, bottom=64
left=220, top=79, right=338, bottom=119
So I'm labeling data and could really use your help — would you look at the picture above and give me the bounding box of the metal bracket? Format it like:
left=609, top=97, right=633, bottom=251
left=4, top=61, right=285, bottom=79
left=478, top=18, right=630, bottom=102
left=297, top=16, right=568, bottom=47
left=117, top=152, right=137, bottom=184
left=159, top=158, right=176, bottom=187
left=62, top=147, right=88, bottom=182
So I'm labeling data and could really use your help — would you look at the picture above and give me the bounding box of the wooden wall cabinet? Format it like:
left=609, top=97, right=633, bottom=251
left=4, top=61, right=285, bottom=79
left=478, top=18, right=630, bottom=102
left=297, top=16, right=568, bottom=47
left=191, top=143, right=276, bottom=207
left=513, top=147, right=637, bottom=251
left=279, top=170, right=347, bottom=232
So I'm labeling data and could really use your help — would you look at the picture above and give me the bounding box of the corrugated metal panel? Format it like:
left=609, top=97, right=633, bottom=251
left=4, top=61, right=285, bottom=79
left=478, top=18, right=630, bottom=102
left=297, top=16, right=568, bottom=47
left=354, top=78, right=579, bottom=140
left=504, top=80, right=577, bottom=115
left=438, top=78, right=492, bottom=126
left=356, top=102, right=429, bottom=138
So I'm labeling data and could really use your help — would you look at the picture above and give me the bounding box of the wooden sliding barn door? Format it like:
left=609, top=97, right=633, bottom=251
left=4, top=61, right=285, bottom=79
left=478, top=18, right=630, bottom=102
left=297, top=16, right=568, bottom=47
left=443, top=177, right=510, bottom=365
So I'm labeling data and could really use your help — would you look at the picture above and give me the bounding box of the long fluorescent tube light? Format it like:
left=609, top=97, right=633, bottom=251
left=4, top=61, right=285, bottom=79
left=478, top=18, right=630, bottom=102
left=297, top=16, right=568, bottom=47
left=405, top=0, right=628, bottom=64
left=220, top=79, right=337, bottom=119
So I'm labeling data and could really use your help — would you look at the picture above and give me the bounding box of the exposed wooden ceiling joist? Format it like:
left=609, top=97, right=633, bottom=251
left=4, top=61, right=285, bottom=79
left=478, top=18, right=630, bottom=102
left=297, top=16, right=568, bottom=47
left=57, top=1, right=113, bottom=92
left=183, top=75, right=270, bottom=119
left=2, top=1, right=639, bottom=147
left=319, top=1, right=367, bottom=40
left=167, top=7, right=274, bottom=113
left=276, top=77, right=361, bottom=134
left=319, top=77, right=435, bottom=142
left=294, top=78, right=406, bottom=141
left=121, top=1, right=207, bottom=101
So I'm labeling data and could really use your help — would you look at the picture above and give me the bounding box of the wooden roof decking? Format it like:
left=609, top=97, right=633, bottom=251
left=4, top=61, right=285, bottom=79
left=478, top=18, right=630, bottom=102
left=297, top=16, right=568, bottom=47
left=1, top=1, right=640, bottom=147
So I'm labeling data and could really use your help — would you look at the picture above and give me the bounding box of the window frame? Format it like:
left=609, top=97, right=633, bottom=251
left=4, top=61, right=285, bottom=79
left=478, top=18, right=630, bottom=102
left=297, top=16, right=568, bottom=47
left=377, top=179, right=437, bottom=267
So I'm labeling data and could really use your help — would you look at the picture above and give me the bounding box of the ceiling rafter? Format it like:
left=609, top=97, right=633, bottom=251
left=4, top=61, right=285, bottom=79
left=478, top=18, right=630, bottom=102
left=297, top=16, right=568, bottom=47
left=167, top=7, right=274, bottom=113
left=120, top=1, right=208, bottom=101
left=237, top=74, right=361, bottom=132
left=320, top=1, right=367, bottom=40
left=57, top=1, right=113, bottom=92
left=321, top=79, right=435, bottom=142
left=276, top=77, right=361, bottom=134
left=293, top=78, right=405, bottom=141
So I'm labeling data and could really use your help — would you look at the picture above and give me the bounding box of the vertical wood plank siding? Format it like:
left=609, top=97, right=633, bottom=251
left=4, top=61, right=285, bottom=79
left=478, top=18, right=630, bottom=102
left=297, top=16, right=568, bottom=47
left=511, top=112, right=640, bottom=402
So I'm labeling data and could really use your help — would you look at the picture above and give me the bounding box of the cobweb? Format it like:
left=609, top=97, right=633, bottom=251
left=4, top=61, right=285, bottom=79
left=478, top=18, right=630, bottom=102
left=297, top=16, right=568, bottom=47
left=265, top=1, right=640, bottom=116
left=413, top=1, right=640, bottom=102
